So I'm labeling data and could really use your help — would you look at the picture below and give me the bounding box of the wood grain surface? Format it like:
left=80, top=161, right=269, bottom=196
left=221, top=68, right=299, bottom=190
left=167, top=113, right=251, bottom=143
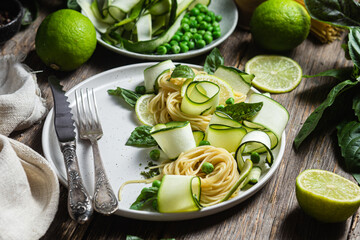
left=1, top=2, right=359, bottom=240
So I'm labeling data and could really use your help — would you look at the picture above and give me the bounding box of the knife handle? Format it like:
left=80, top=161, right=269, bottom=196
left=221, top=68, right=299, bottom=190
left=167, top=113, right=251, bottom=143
left=61, top=141, right=93, bottom=224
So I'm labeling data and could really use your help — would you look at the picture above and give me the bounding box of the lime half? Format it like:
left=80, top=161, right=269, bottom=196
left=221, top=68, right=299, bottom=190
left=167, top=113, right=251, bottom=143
left=245, top=55, right=302, bottom=93
left=194, top=74, right=234, bottom=105
left=296, top=169, right=360, bottom=223
left=135, top=94, right=156, bottom=126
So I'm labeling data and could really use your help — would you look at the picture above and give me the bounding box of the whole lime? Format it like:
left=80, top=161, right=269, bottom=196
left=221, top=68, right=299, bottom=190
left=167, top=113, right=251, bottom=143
left=35, top=9, right=96, bottom=71
left=250, top=0, right=311, bottom=51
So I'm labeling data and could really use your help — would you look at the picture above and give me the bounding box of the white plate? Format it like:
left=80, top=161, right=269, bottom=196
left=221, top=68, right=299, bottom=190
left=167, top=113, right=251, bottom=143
left=42, top=63, right=286, bottom=221
left=89, top=0, right=238, bottom=60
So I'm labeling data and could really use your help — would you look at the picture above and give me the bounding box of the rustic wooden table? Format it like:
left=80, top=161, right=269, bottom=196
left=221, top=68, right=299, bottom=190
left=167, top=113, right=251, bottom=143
left=2, top=2, right=360, bottom=240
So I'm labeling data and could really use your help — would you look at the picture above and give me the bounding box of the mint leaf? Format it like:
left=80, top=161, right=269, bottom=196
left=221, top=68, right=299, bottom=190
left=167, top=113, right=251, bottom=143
left=220, top=102, right=263, bottom=122
left=204, top=48, right=224, bottom=74
left=126, top=126, right=157, bottom=147
left=108, top=87, right=140, bottom=108
left=171, top=65, right=195, bottom=79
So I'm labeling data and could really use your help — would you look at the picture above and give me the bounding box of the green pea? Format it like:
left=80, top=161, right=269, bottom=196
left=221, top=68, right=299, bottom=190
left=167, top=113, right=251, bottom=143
left=213, top=26, right=221, bottom=33
left=195, top=3, right=204, bottom=9
left=189, top=19, right=198, bottom=28
left=172, top=34, right=181, bottom=42
left=193, top=33, right=202, bottom=42
left=135, top=85, right=146, bottom=94
left=225, top=97, right=235, bottom=105
left=196, top=15, right=204, bottom=22
left=207, top=11, right=215, bottom=18
left=215, top=15, right=222, bottom=22
left=207, top=25, right=214, bottom=32
left=203, top=34, right=213, bottom=44
left=201, top=162, right=214, bottom=174
left=181, top=18, right=190, bottom=24
left=199, top=21, right=208, bottom=30
left=188, top=41, right=195, bottom=50
left=152, top=180, right=161, bottom=188
left=189, top=28, right=197, bottom=34
left=212, top=21, right=220, bottom=27
left=216, top=104, right=225, bottom=110
left=190, top=7, right=200, bottom=16
left=181, top=23, right=190, bottom=32
left=149, top=149, right=160, bottom=160
left=196, top=39, right=206, bottom=48
left=199, top=140, right=211, bottom=146
left=181, top=35, right=190, bottom=42
left=164, top=43, right=172, bottom=51
left=171, top=45, right=181, bottom=54
left=251, top=152, right=260, bottom=164
left=204, top=15, right=212, bottom=23
left=198, top=30, right=206, bottom=35
left=180, top=41, right=188, bottom=48
left=212, top=31, right=221, bottom=39
left=180, top=44, right=189, bottom=53
left=184, top=32, right=193, bottom=38
left=197, top=4, right=208, bottom=13
left=175, top=30, right=184, bottom=36
left=189, top=16, right=196, bottom=21
left=170, top=40, right=179, bottom=46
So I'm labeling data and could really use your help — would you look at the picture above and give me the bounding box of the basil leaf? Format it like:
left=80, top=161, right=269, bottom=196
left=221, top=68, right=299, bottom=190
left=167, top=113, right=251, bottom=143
left=171, top=65, right=195, bottom=79
left=108, top=87, right=140, bottom=108
left=337, top=121, right=360, bottom=172
left=352, top=173, right=360, bottom=185
left=220, top=102, right=263, bottom=122
left=305, top=0, right=360, bottom=27
left=294, top=80, right=359, bottom=149
left=349, top=27, right=360, bottom=69
left=130, top=186, right=158, bottom=210
left=353, top=94, right=360, bottom=121
left=303, top=68, right=353, bottom=80
left=126, top=125, right=157, bottom=147
left=204, top=48, right=224, bottom=74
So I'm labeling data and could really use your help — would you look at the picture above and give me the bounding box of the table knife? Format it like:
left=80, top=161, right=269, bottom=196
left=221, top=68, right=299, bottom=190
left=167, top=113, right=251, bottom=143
left=48, top=76, right=93, bottom=224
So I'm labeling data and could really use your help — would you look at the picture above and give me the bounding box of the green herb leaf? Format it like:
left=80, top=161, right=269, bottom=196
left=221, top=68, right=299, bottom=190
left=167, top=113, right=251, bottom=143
left=337, top=121, right=360, bottom=172
left=294, top=80, right=359, bottom=149
left=220, top=102, right=263, bottom=122
left=352, top=173, right=360, bottom=185
left=204, top=48, right=224, bottom=74
left=126, top=235, right=144, bottom=240
left=353, top=94, right=360, bottom=121
left=171, top=65, right=195, bottom=79
left=304, top=0, right=360, bottom=27
left=67, top=0, right=80, bottom=11
left=130, top=186, right=158, bottom=210
left=303, top=68, right=354, bottom=80
left=108, top=87, right=140, bottom=108
left=21, top=1, right=38, bottom=26
left=349, top=27, right=360, bottom=69
left=126, top=126, right=158, bottom=147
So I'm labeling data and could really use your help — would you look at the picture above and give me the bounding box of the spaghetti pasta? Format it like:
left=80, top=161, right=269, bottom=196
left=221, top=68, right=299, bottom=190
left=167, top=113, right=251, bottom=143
left=147, top=68, right=246, bottom=131
left=162, top=145, right=240, bottom=206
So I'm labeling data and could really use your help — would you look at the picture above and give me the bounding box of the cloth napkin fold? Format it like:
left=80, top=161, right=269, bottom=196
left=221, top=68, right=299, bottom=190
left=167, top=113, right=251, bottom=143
left=0, top=55, right=47, bottom=136
left=0, top=134, right=59, bottom=240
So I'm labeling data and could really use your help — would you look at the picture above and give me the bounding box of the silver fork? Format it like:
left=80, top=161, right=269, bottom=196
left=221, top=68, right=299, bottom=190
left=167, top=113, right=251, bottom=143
left=75, top=88, right=118, bottom=215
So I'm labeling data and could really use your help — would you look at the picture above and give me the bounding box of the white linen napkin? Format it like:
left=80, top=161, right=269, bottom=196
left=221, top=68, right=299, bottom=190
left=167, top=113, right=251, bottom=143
left=0, top=55, right=47, bottom=136
left=0, top=134, right=59, bottom=240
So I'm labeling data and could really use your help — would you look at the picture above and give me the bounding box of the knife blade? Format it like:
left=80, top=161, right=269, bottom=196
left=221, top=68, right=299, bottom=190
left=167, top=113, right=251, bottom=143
left=48, top=76, right=93, bottom=224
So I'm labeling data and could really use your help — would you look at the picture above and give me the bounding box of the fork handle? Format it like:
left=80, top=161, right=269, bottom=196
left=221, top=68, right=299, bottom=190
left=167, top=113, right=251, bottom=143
left=91, top=139, right=119, bottom=215
left=61, top=142, right=93, bottom=223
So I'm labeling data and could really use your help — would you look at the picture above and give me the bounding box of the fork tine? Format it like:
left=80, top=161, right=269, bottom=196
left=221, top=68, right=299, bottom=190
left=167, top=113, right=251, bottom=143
left=90, top=88, right=102, bottom=131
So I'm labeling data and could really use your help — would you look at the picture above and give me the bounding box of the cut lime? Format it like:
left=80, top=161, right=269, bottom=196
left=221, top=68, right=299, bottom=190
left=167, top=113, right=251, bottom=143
left=245, top=55, right=302, bottom=93
left=193, top=74, right=234, bottom=105
left=135, top=94, right=156, bottom=126
left=296, top=169, right=360, bottom=223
